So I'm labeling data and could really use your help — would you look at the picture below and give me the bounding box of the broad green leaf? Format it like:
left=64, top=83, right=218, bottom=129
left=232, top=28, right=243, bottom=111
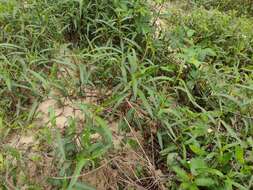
left=189, top=144, right=206, bottom=156
left=195, top=177, right=216, bottom=187
left=235, top=146, right=245, bottom=164
left=173, top=166, right=190, bottom=181
left=225, top=179, right=233, bottom=190
left=187, top=29, right=195, bottom=37
left=180, top=182, right=198, bottom=190
left=220, top=152, right=232, bottom=165
left=190, top=158, right=207, bottom=176
left=166, top=153, right=178, bottom=166
left=206, top=168, right=224, bottom=178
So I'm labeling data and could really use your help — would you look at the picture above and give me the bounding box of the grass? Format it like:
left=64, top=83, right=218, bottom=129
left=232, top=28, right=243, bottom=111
left=0, top=0, right=253, bottom=189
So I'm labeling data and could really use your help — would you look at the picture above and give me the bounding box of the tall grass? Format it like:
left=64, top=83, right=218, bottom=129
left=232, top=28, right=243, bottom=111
left=0, top=0, right=253, bottom=189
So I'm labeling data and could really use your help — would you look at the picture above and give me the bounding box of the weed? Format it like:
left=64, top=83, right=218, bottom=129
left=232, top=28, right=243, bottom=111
left=0, top=0, right=253, bottom=189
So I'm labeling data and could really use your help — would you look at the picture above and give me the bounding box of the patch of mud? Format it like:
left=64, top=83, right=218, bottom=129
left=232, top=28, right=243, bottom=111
left=35, top=88, right=99, bottom=129
left=36, top=98, right=80, bottom=129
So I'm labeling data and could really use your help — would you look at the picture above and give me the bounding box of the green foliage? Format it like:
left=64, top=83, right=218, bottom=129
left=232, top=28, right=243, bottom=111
left=1, top=0, right=253, bottom=189
left=156, top=5, right=253, bottom=190
left=45, top=0, right=152, bottom=46
left=167, top=8, right=253, bottom=67
left=190, top=0, right=253, bottom=17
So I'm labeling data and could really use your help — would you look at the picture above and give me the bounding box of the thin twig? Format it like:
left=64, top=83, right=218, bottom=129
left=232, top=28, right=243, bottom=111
left=123, top=117, right=152, bottom=167
left=50, top=156, right=118, bottom=180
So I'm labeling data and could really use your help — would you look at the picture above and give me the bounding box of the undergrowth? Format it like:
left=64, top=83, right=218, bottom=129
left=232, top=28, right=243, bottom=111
left=0, top=0, right=253, bottom=189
